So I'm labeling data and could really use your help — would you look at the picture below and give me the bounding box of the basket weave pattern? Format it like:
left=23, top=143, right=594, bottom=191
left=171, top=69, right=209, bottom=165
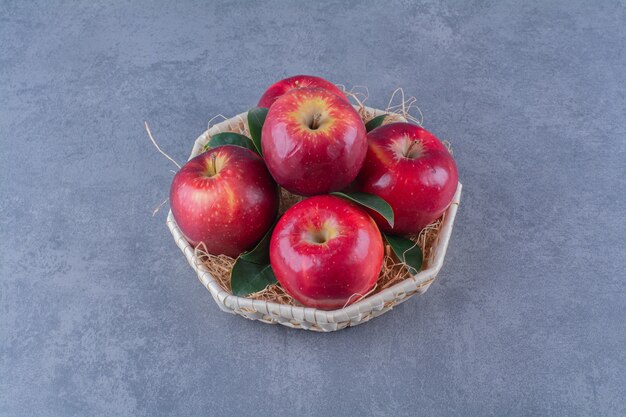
left=167, top=106, right=462, bottom=332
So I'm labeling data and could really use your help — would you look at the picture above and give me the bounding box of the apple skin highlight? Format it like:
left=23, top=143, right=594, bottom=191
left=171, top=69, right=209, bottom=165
left=270, top=195, right=384, bottom=310
left=257, top=75, right=349, bottom=108
left=356, top=123, right=458, bottom=234
left=170, top=145, right=278, bottom=258
left=262, top=87, right=367, bottom=196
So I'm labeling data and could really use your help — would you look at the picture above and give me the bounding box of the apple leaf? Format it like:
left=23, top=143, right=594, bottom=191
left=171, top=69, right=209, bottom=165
left=365, top=114, right=387, bottom=132
left=247, top=107, right=269, bottom=156
left=331, top=191, right=394, bottom=228
left=383, top=233, right=423, bottom=274
left=204, top=132, right=257, bottom=153
left=230, top=260, right=277, bottom=296
left=230, top=223, right=277, bottom=296
left=239, top=222, right=274, bottom=265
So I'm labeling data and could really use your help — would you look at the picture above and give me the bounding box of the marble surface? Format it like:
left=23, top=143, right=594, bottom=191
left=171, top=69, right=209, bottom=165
left=1, top=1, right=625, bottom=416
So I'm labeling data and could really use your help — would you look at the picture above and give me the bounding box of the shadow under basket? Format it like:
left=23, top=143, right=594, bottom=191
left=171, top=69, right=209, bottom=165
left=166, top=106, right=462, bottom=332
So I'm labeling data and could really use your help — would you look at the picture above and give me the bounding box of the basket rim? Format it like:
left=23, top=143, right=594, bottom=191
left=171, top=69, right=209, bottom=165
left=166, top=106, right=462, bottom=323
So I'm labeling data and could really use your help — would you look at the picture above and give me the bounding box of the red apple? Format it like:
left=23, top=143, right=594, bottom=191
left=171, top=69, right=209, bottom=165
left=356, top=122, right=458, bottom=235
left=270, top=195, right=384, bottom=310
left=261, top=87, right=367, bottom=196
left=258, top=75, right=348, bottom=108
left=170, top=145, right=278, bottom=258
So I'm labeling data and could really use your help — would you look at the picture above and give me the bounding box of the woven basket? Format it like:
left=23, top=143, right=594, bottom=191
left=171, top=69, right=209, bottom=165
left=166, top=106, right=462, bottom=332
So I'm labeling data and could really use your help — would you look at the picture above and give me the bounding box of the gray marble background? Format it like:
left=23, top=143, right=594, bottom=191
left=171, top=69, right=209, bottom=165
left=1, top=1, right=625, bottom=416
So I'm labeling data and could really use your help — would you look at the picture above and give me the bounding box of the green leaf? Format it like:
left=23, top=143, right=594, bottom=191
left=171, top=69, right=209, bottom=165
left=230, top=260, right=277, bottom=296
left=247, top=107, right=269, bottom=156
left=331, top=191, right=394, bottom=228
left=229, top=223, right=277, bottom=296
left=204, top=132, right=257, bottom=153
left=365, top=114, right=387, bottom=132
left=383, top=233, right=423, bottom=274
left=239, top=222, right=274, bottom=265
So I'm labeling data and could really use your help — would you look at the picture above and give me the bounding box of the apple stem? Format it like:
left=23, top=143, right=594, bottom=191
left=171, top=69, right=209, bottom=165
left=210, top=153, right=217, bottom=175
left=405, top=140, right=419, bottom=158
left=310, top=113, right=322, bottom=130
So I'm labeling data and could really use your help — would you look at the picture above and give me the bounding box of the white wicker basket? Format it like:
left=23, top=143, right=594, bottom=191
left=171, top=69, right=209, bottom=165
left=167, top=106, right=462, bottom=332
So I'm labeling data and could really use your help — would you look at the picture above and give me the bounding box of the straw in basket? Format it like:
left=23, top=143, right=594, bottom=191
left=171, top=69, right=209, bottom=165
left=166, top=105, right=462, bottom=332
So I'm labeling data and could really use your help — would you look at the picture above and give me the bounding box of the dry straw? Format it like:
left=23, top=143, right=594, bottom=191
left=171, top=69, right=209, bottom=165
left=160, top=89, right=462, bottom=331
left=194, top=191, right=445, bottom=308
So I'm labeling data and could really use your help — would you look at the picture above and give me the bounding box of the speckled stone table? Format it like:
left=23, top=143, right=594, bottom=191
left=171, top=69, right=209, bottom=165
left=1, top=1, right=625, bottom=416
